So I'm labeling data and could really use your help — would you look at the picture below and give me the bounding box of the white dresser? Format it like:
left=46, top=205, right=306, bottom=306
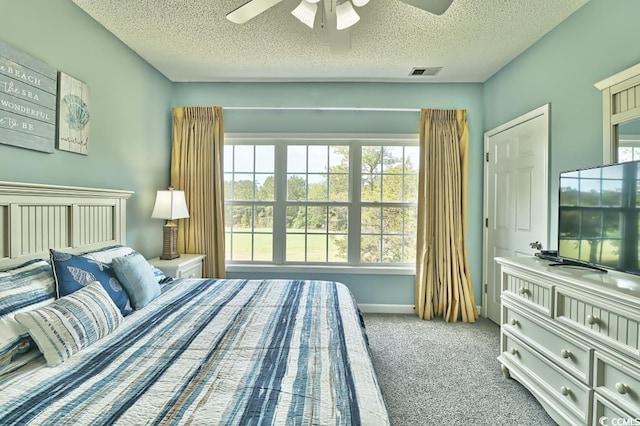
left=495, top=257, right=640, bottom=425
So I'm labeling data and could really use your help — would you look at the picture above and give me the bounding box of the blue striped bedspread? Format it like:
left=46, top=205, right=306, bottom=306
left=0, top=278, right=390, bottom=425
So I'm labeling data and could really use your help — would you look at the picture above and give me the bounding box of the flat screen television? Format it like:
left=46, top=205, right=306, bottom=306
left=558, top=160, right=640, bottom=275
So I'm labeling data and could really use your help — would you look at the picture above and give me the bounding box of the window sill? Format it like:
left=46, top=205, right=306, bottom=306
left=225, top=264, right=416, bottom=276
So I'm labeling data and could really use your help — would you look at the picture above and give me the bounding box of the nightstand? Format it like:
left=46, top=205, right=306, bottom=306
left=148, top=254, right=205, bottom=279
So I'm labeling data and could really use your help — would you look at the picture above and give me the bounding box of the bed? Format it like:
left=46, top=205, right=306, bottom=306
left=0, top=181, right=389, bottom=425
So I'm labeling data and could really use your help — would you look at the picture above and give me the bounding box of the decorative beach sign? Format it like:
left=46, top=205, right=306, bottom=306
left=57, top=72, right=90, bottom=155
left=0, top=41, right=57, bottom=153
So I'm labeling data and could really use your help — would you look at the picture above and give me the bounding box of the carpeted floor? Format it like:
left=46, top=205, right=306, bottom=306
left=363, top=313, right=557, bottom=426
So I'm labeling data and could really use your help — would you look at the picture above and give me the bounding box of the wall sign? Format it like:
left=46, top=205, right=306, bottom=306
left=57, top=72, right=90, bottom=155
left=0, top=41, right=57, bottom=153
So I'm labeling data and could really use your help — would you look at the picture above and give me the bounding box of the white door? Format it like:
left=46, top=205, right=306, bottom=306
left=483, top=104, right=550, bottom=324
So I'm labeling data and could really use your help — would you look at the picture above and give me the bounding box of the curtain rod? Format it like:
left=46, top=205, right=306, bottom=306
left=224, top=106, right=421, bottom=112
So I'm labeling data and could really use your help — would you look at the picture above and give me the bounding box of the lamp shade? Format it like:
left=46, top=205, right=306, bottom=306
left=291, top=0, right=318, bottom=29
left=151, top=190, right=189, bottom=220
left=351, top=0, right=369, bottom=6
left=336, top=1, right=360, bottom=30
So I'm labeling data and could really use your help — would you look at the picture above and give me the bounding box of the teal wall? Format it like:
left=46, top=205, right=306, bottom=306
left=483, top=0, right=640, bottom=248
left=0, top=0, right=173, bottom=257
left=4, top=0, right=637, bottom=309
left=172, top=83, right=484, bottom=305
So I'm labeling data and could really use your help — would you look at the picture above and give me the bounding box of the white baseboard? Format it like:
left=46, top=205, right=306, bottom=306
left=359, top=304, right=483, bottom=316
left=358, top=304, right=415, bottom=314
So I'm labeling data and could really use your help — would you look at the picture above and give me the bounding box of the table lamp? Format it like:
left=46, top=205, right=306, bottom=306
left=151, top=188, right=189, bottom=260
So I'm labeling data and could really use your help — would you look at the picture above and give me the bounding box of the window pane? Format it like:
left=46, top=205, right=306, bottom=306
left=385, top=146, right=404, bottom=172
left=287, top=206, right=305, bottom=231
left=225, top=232, right=231, bottom=260
left=328, top=206, right=348, bottom=233
left=255, top=145, right=274, bottom=173
left=382, top=207, right=403, bottom=233
left=234, top=145, right=254, bottom=172
left=224, top=205, right=232, bottom=232
left=232, top=233, right=251, bottom=261
left=330, top=146, right=349, bottom=169
left=382, top=175, right=403, bottom=202
left=232, top=206, right=253, bottom=231
left=253, top=234, right=272, bottom=261
left=361, top=207, right=381, bottom=233
left=404, top=174, right=418, bottom=202
left=307, top=206, right=327, bottom=232
left=286, top=234, right=305, bottom=261
left=329, top=174, right=349, bottom=201
left=308, top=175, right=327, bottom=201
left=233, top=175, right=255, bottom=200
left=361, top=235, right=381, bottom=263
left=362, top=146, right=382, bottom=174
left=308, top=145, right=328, bottom=172
left=224, top=145, right=233, bottom=172
left=361, top=174, right=380, bottom=201
left=287, top=174, right=307, bottom=201
left=224, top=174, right=234, bottom=200
left=329, top=235, right=347, bottom=262
left=405, top=207, right=418, bottom=234
left=255, top=175, right=274, bottom=201
left=405, top=236, right=417, bottom=262
left=382, top=236, right=403, bottom=263
left=307, top=234, right=327, bottom=262
left=405, top=146, right=420, bottom=172
left=255, top=206, right=273, bottom=231
left=288, top=146, right=306, bottom=173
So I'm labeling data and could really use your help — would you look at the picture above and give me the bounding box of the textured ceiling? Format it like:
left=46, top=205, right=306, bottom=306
left=72, top=0, right=589, bottom=83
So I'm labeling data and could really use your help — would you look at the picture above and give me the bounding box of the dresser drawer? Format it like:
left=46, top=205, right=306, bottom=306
left=176, top=262, right=202, bottom=279
left=555, top=288, right=640, bottom=358
left=503, top=301, right=593, bottom=383
left=594, top=352, right=640, bottom=416
left=593, top=393, right=638, bottom=426
left=503, top=272, right=553, bottom=317
left=502, top=332, right=592, bottom=424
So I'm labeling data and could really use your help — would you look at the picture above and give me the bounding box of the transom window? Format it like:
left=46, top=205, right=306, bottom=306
left=224, top=136, right=419, bottom=267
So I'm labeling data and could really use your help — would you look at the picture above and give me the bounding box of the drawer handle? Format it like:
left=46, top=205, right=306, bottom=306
left=586, top=314, right=599, bottom=325
left=615, top=382, right=629, bottom=394
left=509, top=347, right=518, bottom=356
left=560, top=386, right=571, bottom=396
left=560, top=349, right=572, bottom=359
left=510, top=318, right=519, bottom=327
left=518, top=287, right=528, bottom=296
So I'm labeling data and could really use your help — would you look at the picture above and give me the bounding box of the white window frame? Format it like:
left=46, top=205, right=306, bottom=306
left=224, top=133, right=418, bottom=275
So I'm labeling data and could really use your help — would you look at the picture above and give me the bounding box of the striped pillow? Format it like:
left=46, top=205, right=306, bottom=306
left=15, top=281, right=123, bottom=367
left=0, top=260, right=55, bottom=373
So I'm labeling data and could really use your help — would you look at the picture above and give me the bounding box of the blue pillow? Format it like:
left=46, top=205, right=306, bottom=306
left=50, top=249, right=132, bottom=316
left=112, top=253, right=160, bottom=310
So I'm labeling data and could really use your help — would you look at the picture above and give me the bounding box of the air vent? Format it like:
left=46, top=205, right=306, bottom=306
left=409, top=67, right=443, bottom=77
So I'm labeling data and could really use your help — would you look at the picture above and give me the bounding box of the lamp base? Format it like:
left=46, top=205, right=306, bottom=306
left=160, top=221, right=180, bottom=260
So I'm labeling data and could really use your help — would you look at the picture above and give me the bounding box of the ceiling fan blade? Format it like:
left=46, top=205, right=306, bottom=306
left=226, top=0, right=284, bottom=24
left=324, top=0, right=351, bottom=53
left=398, top=0, right=454, bottom=15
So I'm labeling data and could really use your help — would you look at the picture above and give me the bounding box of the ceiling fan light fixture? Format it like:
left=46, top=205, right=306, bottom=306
left=336, top=1, right=360, bottom=30
left=291, top=0, right=318, bottom=29
left=351, top=0, right=370, bottom=7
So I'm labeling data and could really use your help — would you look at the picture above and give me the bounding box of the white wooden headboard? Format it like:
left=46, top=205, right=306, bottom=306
left=0, top=181, right=133, bottom=269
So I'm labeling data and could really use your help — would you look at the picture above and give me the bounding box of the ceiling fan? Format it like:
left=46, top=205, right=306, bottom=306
left=226, top=0, right=454, bottom=52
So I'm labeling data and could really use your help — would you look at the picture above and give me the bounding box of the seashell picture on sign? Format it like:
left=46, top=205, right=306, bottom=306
left=57, top=72, right=90, bottom=155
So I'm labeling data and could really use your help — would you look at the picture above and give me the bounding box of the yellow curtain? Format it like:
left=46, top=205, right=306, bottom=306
left=415, top=109, right=477, bottom=322
left=171, top=106, right=226, bottom=278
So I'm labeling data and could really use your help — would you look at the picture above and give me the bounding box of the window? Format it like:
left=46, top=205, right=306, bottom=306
left=224, top=136, right=418, bottom=267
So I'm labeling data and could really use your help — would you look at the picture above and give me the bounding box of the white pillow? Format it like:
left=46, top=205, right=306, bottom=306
left=15, top=281, right=123, bottom=367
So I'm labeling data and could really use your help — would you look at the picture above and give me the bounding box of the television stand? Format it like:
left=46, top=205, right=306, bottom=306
left=548, top=259, right=608, bottom=273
